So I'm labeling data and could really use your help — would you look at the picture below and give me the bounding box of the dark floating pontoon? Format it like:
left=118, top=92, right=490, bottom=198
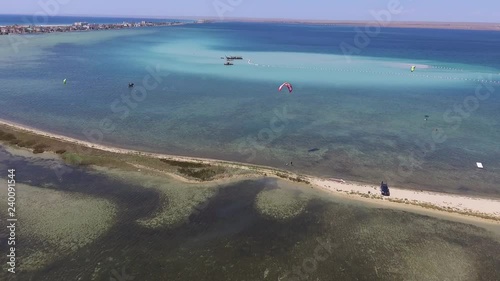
left=221, top=55, right=242, bottom=65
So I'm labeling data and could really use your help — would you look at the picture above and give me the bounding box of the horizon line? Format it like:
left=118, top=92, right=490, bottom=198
left=1, top=13, right=500, bottom=25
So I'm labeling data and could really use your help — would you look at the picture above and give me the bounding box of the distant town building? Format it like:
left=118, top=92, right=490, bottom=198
left=73, top=22, right=88, bottom=27
left=0, top=21, right=182, bottom=36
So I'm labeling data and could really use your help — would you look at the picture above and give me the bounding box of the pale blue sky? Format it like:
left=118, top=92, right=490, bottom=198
left=3, top=0, right=500, bottom=22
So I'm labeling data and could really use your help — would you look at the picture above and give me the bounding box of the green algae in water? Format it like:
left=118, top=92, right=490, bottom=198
left=137, top=185, right=217, bottom=228
left=348, top=208, right=496, bottom=280
left=3, top=183, right=117, bottom=272
left=99, top=168, right=219, bottom=229
left=3, top=147, right=499, bottom=280
left=255, top=188, right=311, bottom=220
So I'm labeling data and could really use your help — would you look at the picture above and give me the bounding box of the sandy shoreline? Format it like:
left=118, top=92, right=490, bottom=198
left=1, top=118, right=499, bottom=222
left=191, top=17, right=500, bottom=31
left=237, top=20, right=500, bottom=31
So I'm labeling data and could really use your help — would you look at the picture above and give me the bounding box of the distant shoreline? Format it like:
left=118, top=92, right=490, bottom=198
left=214, top=18, right=500, bottom=31
left=1, top=118, right=499, bottom=222
left=2, top=13, right=500, bottom=31
left=0, top=21, right=188, bottom=35
left=141, top=15, right=500, bottom=31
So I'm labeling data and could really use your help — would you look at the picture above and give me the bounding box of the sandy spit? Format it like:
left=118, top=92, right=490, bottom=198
left=1, top=118, right=499, bottom=221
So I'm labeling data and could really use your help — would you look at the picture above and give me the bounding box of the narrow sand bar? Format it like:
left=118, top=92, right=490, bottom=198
left=309, top=178, right=500, bottom=221
left=1, top=118, right=499, bottom=222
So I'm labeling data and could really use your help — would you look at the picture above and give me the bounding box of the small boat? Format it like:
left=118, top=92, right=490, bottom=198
left=226, top=56, right=243, bottom=60
left=224, top=62, right=233, bottom=66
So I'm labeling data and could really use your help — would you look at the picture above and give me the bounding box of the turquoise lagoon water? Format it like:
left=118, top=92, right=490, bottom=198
left=0, top=23, right=499, bottom=196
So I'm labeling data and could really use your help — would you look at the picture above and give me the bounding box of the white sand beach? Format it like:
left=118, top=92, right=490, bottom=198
left=309, top=178, right=500, bottom=222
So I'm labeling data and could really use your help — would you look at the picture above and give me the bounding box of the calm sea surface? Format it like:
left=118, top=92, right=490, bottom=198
left=0, top=20, right=499, bottom=196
